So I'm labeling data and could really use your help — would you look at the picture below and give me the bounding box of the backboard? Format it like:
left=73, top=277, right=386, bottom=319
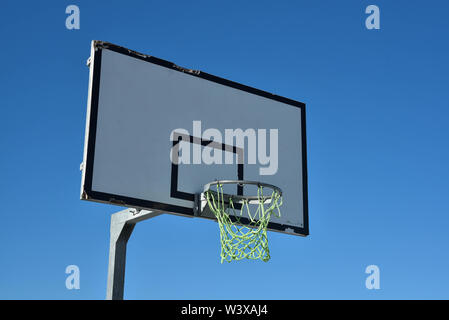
left=81, top=41, right=308, bottom=236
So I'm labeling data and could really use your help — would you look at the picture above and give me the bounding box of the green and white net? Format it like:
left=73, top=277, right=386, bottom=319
left=205, top=183, right=282, bottom=263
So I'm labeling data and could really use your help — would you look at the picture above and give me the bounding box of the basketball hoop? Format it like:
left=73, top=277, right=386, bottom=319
left=203, top=180, right=282, bottom=263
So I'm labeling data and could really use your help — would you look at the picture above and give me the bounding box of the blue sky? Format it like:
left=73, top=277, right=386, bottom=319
left=0, top=1, right=448, bottom=299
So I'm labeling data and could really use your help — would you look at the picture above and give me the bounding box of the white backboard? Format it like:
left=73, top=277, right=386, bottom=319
left=81, top=41, right=308, bottom=236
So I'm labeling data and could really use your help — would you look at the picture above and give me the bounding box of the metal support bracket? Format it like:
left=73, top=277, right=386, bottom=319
left=106, top=208, right=162, bottom=300
left=194, top=193, right=215, bottom=219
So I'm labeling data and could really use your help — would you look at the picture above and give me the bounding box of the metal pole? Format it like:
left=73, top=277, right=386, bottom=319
left=106, top=208, right=161, bottom=300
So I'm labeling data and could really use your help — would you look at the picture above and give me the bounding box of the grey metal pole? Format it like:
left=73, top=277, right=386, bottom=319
left=106, top=208, right=161, bottom=300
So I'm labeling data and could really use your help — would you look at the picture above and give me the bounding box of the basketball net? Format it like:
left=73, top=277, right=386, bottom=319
left=205, top=183, right=282, bottom=263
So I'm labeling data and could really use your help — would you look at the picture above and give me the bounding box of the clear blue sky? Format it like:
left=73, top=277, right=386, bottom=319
left=0, top=1, right=448, bottom=299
